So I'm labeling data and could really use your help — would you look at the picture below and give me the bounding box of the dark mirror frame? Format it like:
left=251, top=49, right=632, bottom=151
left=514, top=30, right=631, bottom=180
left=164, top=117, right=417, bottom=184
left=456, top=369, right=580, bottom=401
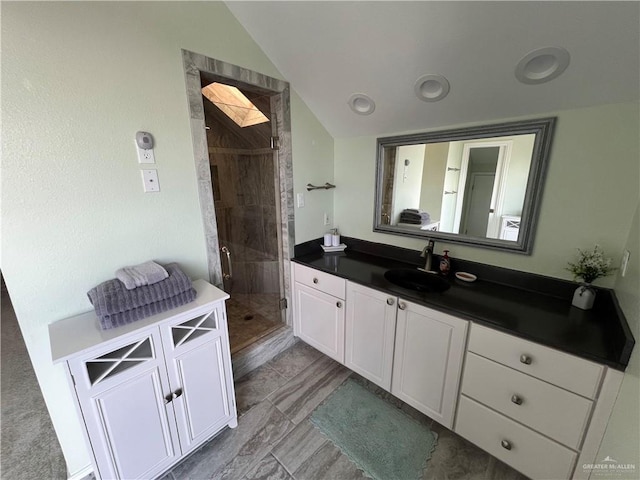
left=373, top=117, right=556, bottom=254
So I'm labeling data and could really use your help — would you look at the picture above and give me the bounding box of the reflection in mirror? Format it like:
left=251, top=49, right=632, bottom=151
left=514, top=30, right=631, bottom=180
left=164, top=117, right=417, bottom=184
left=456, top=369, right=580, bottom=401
left=375, top=118, right=555, bottom=253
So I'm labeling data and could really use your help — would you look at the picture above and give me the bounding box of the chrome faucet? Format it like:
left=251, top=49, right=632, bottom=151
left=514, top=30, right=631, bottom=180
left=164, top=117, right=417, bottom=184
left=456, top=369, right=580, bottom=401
left=420, top=239, right=435, bottom=272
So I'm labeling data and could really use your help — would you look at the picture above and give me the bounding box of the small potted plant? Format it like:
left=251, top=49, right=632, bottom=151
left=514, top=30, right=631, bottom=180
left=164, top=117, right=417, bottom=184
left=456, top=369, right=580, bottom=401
left=566, top=245, right=616, bottom=310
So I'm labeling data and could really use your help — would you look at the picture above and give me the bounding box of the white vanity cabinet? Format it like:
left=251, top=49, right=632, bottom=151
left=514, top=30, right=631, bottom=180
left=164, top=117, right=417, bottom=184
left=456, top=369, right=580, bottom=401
left=293, top=266, right=468, bottom=428
left=50, top=280, right=237, bottom=480
left=345, top=282, right=397, bottom=390
left=292, top=263, right=346, bottom=362
left=454, top=323, right=615, bottom=480
left=391, top=300, right=468, bottom=428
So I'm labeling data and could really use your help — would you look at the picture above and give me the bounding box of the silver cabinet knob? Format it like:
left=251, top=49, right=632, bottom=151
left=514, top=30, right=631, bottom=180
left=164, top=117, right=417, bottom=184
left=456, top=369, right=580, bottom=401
left=398, top=302, right=406, bottom=310
left=336, top=301, right=342, bottom=308
left=520, top=354, right=532, bottom=365
left=511, top=394, right=523, bottom=405
left=501, top=440, right=512, bottom=451
left=313, top=278, right=319, bottom=284
left=387, top=298, right=395, bottom=306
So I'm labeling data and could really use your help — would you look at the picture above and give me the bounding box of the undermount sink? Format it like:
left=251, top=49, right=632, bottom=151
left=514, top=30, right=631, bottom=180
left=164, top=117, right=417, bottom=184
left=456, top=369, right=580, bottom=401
left=384, top=268, right=450, bottom=293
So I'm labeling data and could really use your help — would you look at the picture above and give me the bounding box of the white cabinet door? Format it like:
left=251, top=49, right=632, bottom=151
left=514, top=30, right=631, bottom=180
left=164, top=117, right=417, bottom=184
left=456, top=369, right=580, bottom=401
left=345, top=282, right=397, bottom=391
left=294, top=282, right=345, bottom=362
left=71, top=331, right=180, bottom=480
left=161, top=306, right=236, bottom=454
left=391, top=300, right=468, bottom=428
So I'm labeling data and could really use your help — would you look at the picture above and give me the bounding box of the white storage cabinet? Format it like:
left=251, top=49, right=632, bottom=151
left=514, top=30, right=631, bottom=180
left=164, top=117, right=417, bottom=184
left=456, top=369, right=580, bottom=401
left=50, top=280, right=237, bottom=480
left=391, top=299, right=468, bottom=428
left=292, top=263, right=346, bottom=362
left=345, top=282, right=397, bottom=391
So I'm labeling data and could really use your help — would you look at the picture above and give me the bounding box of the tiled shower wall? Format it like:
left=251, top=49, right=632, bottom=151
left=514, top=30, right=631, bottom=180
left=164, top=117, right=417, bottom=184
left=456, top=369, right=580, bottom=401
left=210, top=149, right=280, bottom=295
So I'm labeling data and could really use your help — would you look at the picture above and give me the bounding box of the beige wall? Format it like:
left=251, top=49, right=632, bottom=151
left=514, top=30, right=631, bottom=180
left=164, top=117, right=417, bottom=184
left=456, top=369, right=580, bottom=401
left=1, top=2, right=332, bottom=476
left=334, top=102, right=639, bottom=287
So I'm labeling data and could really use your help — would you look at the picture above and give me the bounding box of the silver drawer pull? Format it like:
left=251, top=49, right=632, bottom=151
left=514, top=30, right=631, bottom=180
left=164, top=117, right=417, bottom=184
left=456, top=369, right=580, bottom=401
left=398, top=302, right=406, bottom=310
left=511, top=394, right=523, bottom=405
left=387, top=298, right=395, bottom=306
left=313, top=278, right=319, bottom=284
left=336, top=301, right=342, bottom=308
left=501, top=439, right=512, bottom=451
left=519, top=354, right=532, bottom=365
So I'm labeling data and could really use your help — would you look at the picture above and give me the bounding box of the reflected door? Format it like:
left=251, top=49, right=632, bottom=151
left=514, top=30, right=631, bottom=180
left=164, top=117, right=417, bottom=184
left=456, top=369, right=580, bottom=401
left=460, top=173, right=495, bottom=237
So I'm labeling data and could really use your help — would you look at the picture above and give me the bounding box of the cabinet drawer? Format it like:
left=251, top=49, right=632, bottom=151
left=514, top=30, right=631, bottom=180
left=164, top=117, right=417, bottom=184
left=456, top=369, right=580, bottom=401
left=468, top=324, right=603, bottom=398
left=455, top=396, right=577, bottom=480
left=461, top=353, right=592, bottom=449
left=293, top=263, right=346, bottom=299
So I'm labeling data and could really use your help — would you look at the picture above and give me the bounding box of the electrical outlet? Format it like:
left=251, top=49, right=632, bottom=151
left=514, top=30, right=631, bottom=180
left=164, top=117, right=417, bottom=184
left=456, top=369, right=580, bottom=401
left=141, top=169, right=160, bottom=192
left=323, top=213, right=330, bottom=225
left=620, top=250, right=630, bottom=277
left=137, top=147, right=155, bottom=164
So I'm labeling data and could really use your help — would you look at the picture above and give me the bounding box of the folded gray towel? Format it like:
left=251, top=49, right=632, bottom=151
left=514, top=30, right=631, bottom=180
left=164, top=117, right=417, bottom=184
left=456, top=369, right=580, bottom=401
left=87, top=263, right=193, bottom=317
left=97, top=288, right=197, bottom=330
left=116, top=261, right=169, bottom=290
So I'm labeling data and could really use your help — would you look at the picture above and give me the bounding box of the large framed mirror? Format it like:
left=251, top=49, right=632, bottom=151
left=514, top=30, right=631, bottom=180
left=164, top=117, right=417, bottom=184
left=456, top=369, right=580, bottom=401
left=374, top=118, right=556, bottom=253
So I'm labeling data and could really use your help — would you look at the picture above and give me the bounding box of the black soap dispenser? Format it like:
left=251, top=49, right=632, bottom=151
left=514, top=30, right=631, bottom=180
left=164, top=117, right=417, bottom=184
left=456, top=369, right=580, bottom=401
left=440, top=250, right=451, bottom=275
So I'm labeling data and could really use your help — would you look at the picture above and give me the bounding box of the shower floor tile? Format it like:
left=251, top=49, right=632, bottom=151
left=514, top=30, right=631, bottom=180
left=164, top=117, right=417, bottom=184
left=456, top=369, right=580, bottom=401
left=227, top=294, right=283, bottom=354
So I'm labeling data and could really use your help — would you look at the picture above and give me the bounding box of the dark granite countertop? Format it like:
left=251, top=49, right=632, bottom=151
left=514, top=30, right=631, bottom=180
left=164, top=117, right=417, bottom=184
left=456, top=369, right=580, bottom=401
left=293, top=237, right=634, bottom=371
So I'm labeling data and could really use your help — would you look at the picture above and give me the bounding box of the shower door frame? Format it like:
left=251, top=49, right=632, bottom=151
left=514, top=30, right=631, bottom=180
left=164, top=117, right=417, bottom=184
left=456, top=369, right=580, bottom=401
left=182, top=50, right=295, bottom=327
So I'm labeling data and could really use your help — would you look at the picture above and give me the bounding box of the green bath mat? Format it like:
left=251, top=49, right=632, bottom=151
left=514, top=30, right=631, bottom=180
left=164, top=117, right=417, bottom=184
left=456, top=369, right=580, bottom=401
left=310, top=379, right=438, bottom=480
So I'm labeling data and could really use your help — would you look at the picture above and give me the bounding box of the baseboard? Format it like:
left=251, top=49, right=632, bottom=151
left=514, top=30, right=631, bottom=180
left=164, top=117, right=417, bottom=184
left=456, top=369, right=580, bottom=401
left=68, top=464, right=94, bottom=480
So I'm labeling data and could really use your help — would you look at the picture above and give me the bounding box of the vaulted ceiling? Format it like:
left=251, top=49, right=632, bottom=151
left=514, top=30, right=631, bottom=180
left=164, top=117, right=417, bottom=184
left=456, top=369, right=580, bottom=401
left=226, top=1, right=640, bottom=138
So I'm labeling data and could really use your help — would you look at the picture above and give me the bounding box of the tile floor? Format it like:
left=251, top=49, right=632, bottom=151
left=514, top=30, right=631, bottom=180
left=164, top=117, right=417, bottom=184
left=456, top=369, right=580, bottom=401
left=163, top=341, right=529, bottom=480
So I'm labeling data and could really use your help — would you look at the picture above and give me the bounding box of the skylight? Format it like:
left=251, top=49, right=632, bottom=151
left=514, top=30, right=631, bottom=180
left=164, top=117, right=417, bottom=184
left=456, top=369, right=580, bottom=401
left=201, top=83, right=269, bottom=128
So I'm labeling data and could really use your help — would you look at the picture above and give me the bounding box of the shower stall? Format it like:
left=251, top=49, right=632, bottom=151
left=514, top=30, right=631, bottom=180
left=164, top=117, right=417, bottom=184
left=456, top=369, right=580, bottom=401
left=201, top=76, right=285, bottom=354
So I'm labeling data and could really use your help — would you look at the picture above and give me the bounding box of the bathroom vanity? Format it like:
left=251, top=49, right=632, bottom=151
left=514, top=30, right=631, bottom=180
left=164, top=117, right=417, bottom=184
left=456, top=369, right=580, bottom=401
left=49, top=280, right=237, bottom=480
left=291, top=237, right=634, bottom=480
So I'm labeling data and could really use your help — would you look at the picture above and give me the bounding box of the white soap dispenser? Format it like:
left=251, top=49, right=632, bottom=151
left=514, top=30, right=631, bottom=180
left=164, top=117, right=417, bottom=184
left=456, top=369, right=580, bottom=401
left=331, top=228, right=340, bottom=247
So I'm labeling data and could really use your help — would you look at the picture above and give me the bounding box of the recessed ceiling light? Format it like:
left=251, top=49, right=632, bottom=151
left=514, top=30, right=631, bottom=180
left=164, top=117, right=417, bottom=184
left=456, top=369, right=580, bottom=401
left=515, top=47, right=570, bottom=85
left=348, top=93, right=375, bottom=115
left=414, top=74, right=450, bottom=102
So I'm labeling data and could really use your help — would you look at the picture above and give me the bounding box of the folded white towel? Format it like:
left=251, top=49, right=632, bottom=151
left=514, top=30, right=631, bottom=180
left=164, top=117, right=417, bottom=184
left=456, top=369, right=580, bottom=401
left=116, top=261, right=169, bottom=290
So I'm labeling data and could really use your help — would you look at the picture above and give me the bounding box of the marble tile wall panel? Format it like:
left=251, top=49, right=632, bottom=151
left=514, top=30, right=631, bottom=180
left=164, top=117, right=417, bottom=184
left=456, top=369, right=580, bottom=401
left=262, top=206, right=279, bottom=261
left=229, top=262, right=248, bottom=294
left=259, top=154, right=277, bottom=207
left=245, top=261, right=280, bottom=294
left=236, top=155, right=261, bottom=207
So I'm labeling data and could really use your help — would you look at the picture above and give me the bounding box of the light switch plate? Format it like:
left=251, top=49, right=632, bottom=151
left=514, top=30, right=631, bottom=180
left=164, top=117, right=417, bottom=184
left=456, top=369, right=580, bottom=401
left=141, top=169, right=160, bottom=192
left=296, top=193, right=305, bottom=208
